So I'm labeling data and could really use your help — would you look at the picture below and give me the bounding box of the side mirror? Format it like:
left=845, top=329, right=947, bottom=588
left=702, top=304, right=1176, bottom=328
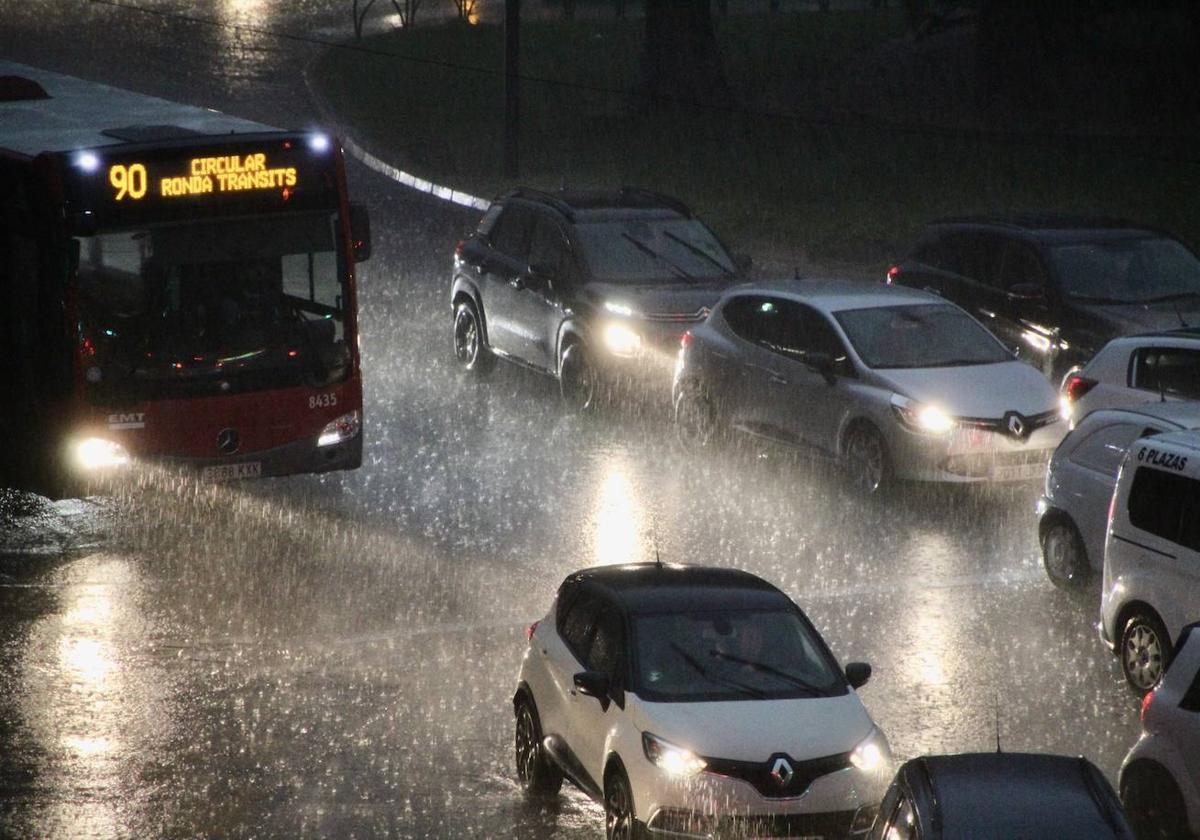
left=349, top=203, right=371, bottom=263
left=805, top=351, right=837, bottom=384
left=573, top=670, right=611, bottom=702
left=845, top=662, right=872, bottom=689
left=734, top=253, right=753, bottom=275
left=1007, top=282, right=1043, bottom=301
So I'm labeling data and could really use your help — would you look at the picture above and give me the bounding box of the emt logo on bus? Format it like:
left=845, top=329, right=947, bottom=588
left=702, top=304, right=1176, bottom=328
left=109, top=153, right=298, bottom=201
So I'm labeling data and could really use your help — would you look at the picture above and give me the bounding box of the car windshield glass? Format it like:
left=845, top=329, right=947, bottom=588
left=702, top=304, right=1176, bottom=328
left=834, top=303, right=1011, bottom=369
left=1049, top=237, right=1200, bottom=304
left=75, top=210, right=351, bottom=401
left=631, top=608, right=845, bottom=702
left=573, top=216, right=735, bottom=284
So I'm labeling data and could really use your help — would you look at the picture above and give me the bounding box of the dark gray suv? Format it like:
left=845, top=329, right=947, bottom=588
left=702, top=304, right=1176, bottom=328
left=889, top=215, right=1200, bottom=384
left=449, top=188, right=743, bottom=410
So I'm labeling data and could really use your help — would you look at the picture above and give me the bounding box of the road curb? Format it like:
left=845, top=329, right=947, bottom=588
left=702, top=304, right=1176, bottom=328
left=302, top=60, right=490, bottom=212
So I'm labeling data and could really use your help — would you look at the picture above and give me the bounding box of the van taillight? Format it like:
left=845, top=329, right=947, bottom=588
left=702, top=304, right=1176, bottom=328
left=1064, top=375, right=1098, bottom=404
left=1141, top=687, right=1155, bottom=723
left=886, top=265, right=901, bottom=284
left=680, top=330, right=693, bottom=349
left=526, top=620, right=539, bottom=641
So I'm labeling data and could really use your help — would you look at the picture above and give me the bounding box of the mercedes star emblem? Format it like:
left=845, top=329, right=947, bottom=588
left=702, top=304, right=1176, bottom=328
left=216, top=428, right=240, bottom=455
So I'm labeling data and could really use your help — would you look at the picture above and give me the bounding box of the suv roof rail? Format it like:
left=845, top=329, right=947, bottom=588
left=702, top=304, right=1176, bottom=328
left=500, top=187, right=575, bottom=217
left=617, top=186, right=693, bottom=217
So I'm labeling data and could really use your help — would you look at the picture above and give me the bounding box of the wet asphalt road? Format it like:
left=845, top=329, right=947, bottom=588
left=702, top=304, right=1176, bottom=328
left=0, top=3, right=1145, bottom=838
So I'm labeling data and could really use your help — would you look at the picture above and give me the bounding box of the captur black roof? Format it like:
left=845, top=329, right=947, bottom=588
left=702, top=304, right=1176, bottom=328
left=906, top=752, right=1132, bottom=839
left=931, top=212, right=1145, bottom=232
left=562, top=563, right=791, bottom=614
left=497, top=186, right=693, bottom=222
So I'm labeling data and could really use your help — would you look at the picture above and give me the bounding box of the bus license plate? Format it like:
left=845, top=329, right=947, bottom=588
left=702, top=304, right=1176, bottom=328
left=990, top=462, right=1044, bottom=482
left=201, top=462, right=262, bottom=481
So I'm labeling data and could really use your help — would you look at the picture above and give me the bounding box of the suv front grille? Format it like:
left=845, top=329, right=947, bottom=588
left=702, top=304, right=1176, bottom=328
left=642, top=308, right=711, bottom=324
left=702, top=750, right=852, bottom=799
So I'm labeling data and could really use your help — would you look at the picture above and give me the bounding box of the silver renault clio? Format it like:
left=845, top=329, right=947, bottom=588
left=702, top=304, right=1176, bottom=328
left=673, top=280, right=1067, bottom=494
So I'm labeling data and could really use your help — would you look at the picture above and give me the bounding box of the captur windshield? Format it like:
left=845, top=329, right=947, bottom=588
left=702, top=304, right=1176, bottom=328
left=834, top=303, right=1011, bottom=369
left=1049, top=237, right=1200, bottom=304
left=75, top=211, right=351, bottom=401
left=632, top=608, right=845, bottom=702
left=574, top=216, right=736, bottom=284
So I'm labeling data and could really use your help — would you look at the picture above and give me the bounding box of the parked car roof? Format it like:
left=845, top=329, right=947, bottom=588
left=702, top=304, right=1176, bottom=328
left=725, top=278, right=941, bottom=313
left=1083, top=402, right=1200, bottom=428
left=1132, top=428, right=1200, bottom=455
left=565, top=563, right=791, bottom=614
left=913, top=752, right=1132, bottom=839
left=496, top=186, right=693, bottom=222
left=928, top=213, right=1153, bottom=234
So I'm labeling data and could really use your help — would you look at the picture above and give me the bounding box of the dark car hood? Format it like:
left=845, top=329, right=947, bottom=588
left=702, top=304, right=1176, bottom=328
left=583, top=280, right=731, bottom=319
left=1071, top=298, right=1200, bottom=339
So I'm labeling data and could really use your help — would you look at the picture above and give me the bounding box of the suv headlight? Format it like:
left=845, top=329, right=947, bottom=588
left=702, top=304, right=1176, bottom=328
left=317, top=410, right=361, bottom=447
left=603, top=322, right=643, bottom=357
left=642, top=732, right=706, bottom=777
left=849, top=727, right=890, bottom=772
left=890, top=394, right=954, bottom=435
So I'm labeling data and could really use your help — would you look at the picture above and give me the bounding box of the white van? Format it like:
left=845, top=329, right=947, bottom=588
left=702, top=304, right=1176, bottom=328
left=1102, top=430, right=1200, bottom=693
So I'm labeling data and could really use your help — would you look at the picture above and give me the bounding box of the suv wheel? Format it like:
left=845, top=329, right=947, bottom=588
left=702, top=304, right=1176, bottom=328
left=843, top=423, right=890, bottom=496
left=1121, top=610, right=1172, bottom=694
left=1041, top=519, right=1089, bottom=590
left=453, top=300, right=495, bottom=376
left=1121, top=762, right=1189, bottom=840
left=559, top=342, right=598, bottom=412
left=605, top=765, right=640, bottom=840
left=674, top=386, right=719, bottom=451
left=514, top=696, right=563, bottom=796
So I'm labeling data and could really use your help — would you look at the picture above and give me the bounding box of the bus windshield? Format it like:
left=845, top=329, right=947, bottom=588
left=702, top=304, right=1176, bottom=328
left=75, top=210, right=350, bottom=401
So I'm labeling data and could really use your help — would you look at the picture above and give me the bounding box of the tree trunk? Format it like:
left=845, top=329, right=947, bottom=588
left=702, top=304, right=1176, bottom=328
left=642, top=0, right=729, bottom=108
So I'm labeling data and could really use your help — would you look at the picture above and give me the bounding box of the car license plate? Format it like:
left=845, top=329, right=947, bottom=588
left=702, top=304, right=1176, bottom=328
left=201, top=462, right=262, bottom=481
left=990, top=461, right=1044, bottom=482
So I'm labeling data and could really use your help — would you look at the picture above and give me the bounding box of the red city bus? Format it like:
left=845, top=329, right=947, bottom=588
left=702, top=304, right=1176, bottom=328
left=0, top=63, right=370, bottom=492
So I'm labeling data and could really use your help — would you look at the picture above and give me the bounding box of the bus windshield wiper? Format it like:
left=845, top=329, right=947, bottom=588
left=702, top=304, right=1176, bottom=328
left=708, top=649, right=825, bottom=696
left=663, top=231, right=734, bottom=276
left=621, top=233, right=694, bottom=280
left=669, top=643, right=767, bottom=698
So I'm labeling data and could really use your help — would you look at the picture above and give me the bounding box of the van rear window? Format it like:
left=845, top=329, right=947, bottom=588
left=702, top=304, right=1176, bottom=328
left=1128, top=467, right=1200, bottom=551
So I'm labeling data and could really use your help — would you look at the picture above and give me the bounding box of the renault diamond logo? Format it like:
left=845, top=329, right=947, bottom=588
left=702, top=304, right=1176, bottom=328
left=1005, top=412, right=1027, bottom=439
left=217, top=428, right=240, bottom=455
left=769, top=756, right=794, bottom=787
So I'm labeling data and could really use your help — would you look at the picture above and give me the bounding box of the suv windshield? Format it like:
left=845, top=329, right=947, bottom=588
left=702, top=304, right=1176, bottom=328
left=834, top=303, right=1011, bottom=369
left=76, top=210, right=351, bottom=401
left=573, top=216, right=735, bottom=284
left=1050, top=237, right=1200, bottom=304
left=632, top=608, right=845, bottom=702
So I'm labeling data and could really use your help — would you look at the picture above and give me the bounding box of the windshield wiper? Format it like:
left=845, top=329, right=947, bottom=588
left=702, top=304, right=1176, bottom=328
left=1140, top=292, right=1200, bottom=304
left=668, top=643, right=767, bottom=698
left=708, top=649, right=825, bottom=696
left=662, top=231, right=734, bottom=276
left=1069, top=294, right=1140, bottom=304
left=621, top=233, right=694, bottom=280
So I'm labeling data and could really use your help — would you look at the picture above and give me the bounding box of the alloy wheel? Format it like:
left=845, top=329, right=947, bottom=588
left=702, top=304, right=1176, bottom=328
left=605, top=774, right=634, bottom=840
left=846, top=428, right=884, bottom=495
left=453, top=307, right=479, bottom=367
left=1123, top=621, right=1165, bottom=692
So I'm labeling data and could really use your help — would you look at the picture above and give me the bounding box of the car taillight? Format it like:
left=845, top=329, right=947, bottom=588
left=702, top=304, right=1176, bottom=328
left=886, top=265, right=901, bottom=284
left=526, top=620, right=539, bottom=641
left=680, top=330, right=693, bottom=349
left=1064, top=374, right=1098, bottom=404
left=455, top=240, right=466, bottom=257
left=1141, top=687, right=1155, bottom=723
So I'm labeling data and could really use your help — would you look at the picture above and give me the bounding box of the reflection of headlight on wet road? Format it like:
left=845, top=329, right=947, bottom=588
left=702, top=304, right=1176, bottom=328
left=603, top=323, right=643, bottom=357
left=318, top=410, right=361, bottom=447
left=74, top=437, right=131, bottom=470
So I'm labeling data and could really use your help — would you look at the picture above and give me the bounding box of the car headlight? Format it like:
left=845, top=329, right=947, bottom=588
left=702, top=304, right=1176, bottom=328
left=890, top=394, right=954, bottom=434
left=603, top=322, right=643, bottom=357
left=642, top=732, right=706, bottom=777
left=74, top=437, right=130, bottom=470
left=317, top=410, right=361, bottom=447
left=849, top=727, right=890, bottom=772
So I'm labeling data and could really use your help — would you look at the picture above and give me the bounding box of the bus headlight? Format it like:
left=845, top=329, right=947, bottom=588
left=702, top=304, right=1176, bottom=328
left=603, top=323, right=643, bottom=357
left=317, top=410, right=361, bottom=447
left=74, top=437, right=130, bottom=470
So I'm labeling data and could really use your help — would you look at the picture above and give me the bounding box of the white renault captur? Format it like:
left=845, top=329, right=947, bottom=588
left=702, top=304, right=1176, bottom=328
left=513, top=563, right=891, bottom=839
left=1102, top=430, right=1200, bottom=693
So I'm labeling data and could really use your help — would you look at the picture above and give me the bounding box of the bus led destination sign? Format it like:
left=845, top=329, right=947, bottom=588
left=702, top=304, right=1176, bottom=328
left=109, top=152, right=298, bottom=201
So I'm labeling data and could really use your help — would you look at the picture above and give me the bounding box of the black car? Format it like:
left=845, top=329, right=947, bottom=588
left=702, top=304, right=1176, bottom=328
left=450, top=187, right=745, bottom=410
left=868, top=752, right=1134, bottom=840
left=888, top=215, right=1200, bottom=383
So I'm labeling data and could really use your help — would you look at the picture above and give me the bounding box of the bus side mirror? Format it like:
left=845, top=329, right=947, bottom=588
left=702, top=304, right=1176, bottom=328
left=349, top=203, right=371, bottom=263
